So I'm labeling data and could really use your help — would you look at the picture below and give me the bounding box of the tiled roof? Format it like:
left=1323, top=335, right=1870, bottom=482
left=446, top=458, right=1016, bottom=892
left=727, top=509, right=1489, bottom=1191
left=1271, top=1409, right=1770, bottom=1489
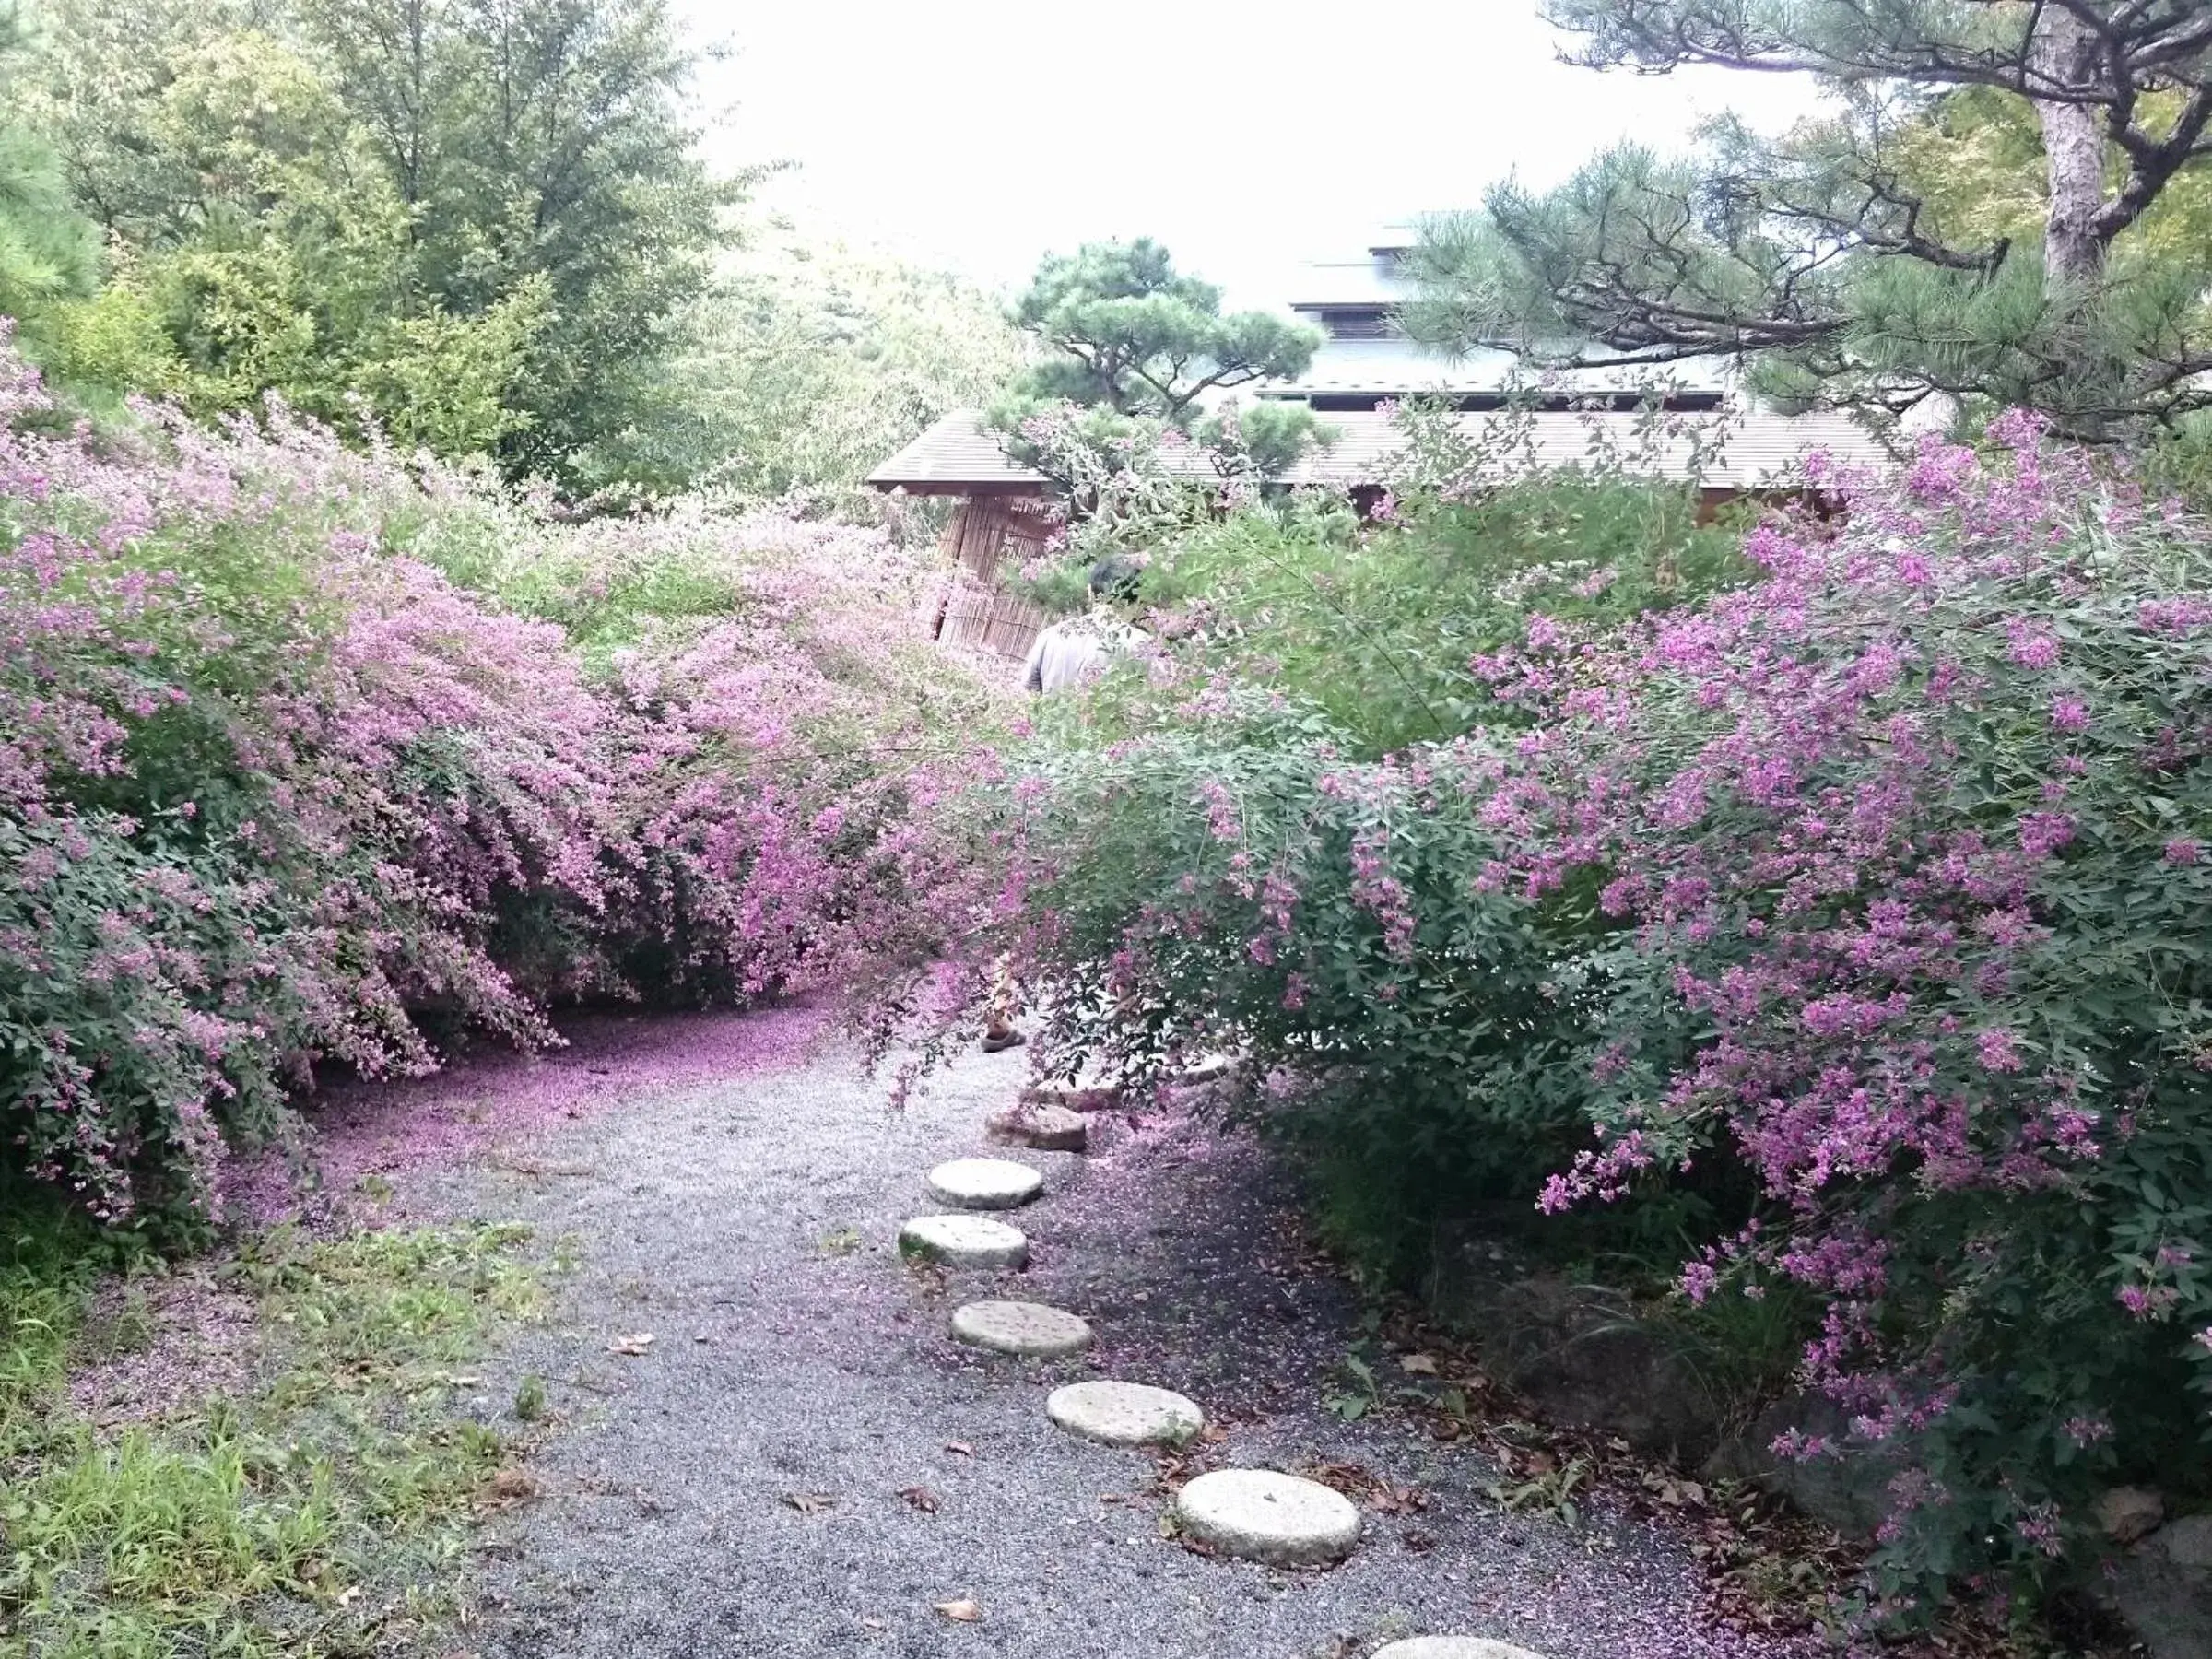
left=1287, top=407, right=1890, bottom=490
left=1272, top=337, right=1736, bottom=396
left=867, top=410, right=1895, bottom=496
left=866, top=415, right=1044, bottom=492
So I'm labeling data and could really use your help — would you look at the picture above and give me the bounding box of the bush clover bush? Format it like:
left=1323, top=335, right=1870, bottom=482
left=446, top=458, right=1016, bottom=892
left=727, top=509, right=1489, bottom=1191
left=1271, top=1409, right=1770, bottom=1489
left=990, top=700, right=1626, bottom=1280
left=967, top=406, right=1762, bottom=1266
left=1481, top=417, right=2212, bottom=1617
left=978, top=415, right=2212, bottom=1617
left=1006, top=393, right=1751, bottom=755
left=421, top=499, right=1011, bottom=1005
left=1134, top=419, right=1749, bottom=758
left=0, top=327, right=1003, bottom=1225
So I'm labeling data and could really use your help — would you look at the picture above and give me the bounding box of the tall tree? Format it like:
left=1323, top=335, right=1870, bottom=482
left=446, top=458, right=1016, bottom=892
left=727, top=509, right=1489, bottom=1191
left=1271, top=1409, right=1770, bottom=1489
left=298, top=0, right=739, bottom=480
left=1406, top=2, right=2212, bottom=434
left=594, top=218, right=1030, bottom=504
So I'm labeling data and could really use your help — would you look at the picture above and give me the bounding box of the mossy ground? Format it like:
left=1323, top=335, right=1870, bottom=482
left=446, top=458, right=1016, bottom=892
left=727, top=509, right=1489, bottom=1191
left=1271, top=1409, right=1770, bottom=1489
left=1, top=1194, right=544, bottom=1658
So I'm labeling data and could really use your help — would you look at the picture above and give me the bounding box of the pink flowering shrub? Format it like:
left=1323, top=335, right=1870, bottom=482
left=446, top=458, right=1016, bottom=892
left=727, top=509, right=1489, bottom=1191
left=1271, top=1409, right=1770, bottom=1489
left=0, top=327, right=1000, bottom=1224
left=976, top=415, right=2212, bottom=1616
left=1469, top=417, right=2212, bottom=1614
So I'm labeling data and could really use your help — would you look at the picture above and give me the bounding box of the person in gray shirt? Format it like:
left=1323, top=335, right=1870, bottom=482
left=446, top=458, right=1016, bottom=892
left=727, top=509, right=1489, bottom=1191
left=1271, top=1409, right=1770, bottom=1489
left=1021, top=556, right=1146, bottom=694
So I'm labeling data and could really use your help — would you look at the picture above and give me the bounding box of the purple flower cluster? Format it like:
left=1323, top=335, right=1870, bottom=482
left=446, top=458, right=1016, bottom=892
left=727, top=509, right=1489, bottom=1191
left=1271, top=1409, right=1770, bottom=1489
left=1457, top=423, right=2212, bottom=1606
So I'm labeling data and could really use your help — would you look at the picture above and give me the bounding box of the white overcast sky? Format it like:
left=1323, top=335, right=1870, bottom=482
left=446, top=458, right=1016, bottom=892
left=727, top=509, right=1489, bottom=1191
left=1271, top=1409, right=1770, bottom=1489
left=679, top=0, right=1819, bottom=309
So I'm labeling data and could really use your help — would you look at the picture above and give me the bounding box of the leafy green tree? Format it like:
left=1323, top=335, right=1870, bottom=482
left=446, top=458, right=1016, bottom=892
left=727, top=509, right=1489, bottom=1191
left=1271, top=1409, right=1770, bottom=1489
left=594, top=220, right=1029, bottom=505
left=1004, top=239, right=1318, bottom=424
left=293, top=0, right=737, bottom=480
left=1406, top=2, right=2212, bottom=434
left=18, top=0, right=732, bottom=481
left=1886, top=81, right=2212, bottom=274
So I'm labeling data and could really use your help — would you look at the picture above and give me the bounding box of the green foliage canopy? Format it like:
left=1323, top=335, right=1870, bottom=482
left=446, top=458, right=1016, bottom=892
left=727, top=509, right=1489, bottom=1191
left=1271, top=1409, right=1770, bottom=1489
left=594, top=219, right=1030, bottom=505
left=0, top=7, right=99, bottom=346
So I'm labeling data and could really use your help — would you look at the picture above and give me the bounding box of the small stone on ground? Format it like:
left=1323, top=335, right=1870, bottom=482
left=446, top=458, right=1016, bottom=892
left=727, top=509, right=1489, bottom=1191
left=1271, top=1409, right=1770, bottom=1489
left=1021, top=1077, right=1123, bottom=1112
left=924, top=1157, right=1045, bottom=1210
left=1175, top=1052, right=1238, bottom=1083
left=1174, top=1468, right=1362, bottom=1566
left=1371, top=1642, right=1551, bottom=1659
left=898, top=1214, right=1029, bottom=1269
left=985, top=1103, right=1088, bottom=1153
left=1045, top=1380, right=1204, bottom=1447
left=949, top=1300, right=1094, bottom=1358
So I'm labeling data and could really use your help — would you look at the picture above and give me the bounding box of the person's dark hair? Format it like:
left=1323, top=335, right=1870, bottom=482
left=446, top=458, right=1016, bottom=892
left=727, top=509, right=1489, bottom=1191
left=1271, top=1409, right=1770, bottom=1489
left=1088, top=556, right=1142, bottom=602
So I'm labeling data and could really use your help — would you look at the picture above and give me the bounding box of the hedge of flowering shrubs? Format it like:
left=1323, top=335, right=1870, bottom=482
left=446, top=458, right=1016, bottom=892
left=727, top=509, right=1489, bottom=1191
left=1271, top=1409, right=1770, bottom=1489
left=971, top=416, right=2212, bottom=1616
left=0, top=328, right=999, bottom=1226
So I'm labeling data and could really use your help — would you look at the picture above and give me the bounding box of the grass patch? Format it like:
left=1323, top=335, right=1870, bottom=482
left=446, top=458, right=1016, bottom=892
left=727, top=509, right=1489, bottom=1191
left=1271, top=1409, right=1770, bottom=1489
left=1, top=1196, right=545, bottom=1658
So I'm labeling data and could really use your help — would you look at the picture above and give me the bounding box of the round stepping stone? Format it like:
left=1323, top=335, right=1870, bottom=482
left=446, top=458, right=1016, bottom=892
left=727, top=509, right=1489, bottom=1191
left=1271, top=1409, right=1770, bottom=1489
left=950, top=1300, right=1094, bottom=1358
left=1174, top=1468, right=1361, bottom=1566
left=1371, top=1644, right=1549, bottom=1659
left=1046, top=1381, right=1204, bottom=1448
left=986, top=1102, right=1088, bottom=1153
left=925, top=1157, right=1044, bottom=1211
left=898, top=1215, right=1028, bottom=1268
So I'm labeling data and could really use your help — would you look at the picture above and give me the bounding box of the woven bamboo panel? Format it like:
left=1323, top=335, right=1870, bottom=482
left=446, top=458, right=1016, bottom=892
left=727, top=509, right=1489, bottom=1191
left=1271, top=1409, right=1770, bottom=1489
left=938, top=498, right=1052, bottom=587
left=926, top=496, right=1054, bottom=662
left=936, top=579, right=1045, bottom=661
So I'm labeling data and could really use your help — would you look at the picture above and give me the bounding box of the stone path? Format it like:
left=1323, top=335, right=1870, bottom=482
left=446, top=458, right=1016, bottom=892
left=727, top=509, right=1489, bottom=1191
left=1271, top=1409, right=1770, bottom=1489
left=393, top=1010, right=1820, bottom=1659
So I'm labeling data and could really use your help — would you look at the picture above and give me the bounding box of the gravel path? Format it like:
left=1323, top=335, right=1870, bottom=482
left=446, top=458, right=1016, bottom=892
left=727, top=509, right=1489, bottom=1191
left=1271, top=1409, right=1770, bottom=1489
left=391, top=1007, right=1818, bottom=1659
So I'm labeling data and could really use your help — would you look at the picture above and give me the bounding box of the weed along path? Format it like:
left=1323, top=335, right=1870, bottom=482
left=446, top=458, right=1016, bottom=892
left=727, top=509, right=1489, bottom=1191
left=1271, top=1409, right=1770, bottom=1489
left=378, top=1008, right=1824, bottom=1659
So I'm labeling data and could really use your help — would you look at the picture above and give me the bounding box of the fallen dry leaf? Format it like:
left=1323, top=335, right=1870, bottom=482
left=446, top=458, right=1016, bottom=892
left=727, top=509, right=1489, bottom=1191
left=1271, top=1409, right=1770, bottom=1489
left=1366, top=1479, right=1430, bottom=1515
left=1399, top=1352, right=1439, bottom=1375
left=781, top=1491, right=836, bottom=1515
left=472, top=1467, right=540, bottom=1515
left=933, top=1597, right=982, bottom=1623
left=606, top=1333, right=654, bottom=1356
left=899, top=1485, right=941, bottom=1513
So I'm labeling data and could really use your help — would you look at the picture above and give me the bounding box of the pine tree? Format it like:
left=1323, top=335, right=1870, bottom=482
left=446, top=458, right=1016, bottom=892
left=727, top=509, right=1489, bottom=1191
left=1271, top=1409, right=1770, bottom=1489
left=1405, top=2, right=2212, bottom=435
left=1004, top=240, right=1319, bottom=425
left=0, top=6, right=98, bottom=330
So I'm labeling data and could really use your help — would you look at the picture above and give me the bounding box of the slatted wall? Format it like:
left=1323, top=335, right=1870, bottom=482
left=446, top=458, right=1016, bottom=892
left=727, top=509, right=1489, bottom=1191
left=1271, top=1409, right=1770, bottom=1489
left=927, top=496, right=1053, bottom=661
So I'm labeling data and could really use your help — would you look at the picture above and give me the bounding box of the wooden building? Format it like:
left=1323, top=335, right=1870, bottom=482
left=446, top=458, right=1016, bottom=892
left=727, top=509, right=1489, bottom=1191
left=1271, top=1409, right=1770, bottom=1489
left=869, top=405, right=1888, bottom=659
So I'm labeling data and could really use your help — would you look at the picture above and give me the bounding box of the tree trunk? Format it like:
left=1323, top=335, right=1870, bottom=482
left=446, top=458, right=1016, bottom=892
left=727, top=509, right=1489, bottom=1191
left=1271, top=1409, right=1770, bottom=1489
left=2032, top=7, right=2108, bottom=288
